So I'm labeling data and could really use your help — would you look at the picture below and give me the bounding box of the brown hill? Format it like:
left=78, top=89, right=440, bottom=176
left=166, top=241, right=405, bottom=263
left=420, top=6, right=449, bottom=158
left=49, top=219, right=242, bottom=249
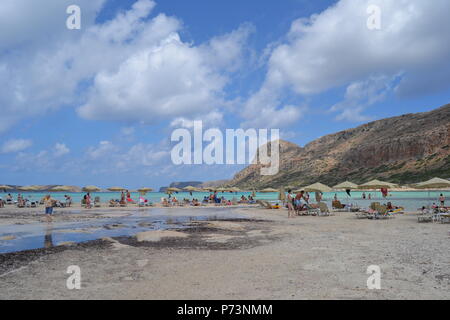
left=227, top=103, right=450, bottom=188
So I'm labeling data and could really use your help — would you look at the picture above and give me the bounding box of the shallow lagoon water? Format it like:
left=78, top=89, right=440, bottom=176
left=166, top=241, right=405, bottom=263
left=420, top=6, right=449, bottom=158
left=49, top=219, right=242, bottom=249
left=0, top=208, right=245, bottom=254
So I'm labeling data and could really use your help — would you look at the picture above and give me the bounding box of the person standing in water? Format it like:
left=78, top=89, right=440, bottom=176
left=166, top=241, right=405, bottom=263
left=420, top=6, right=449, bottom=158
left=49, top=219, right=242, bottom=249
left=44, top=195, right=54, bottom=222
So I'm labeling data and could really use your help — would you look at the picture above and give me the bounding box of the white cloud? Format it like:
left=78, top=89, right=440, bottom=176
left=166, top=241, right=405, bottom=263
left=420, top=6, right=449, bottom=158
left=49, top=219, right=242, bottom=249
left=1, top=139, right=32, bottom=153
left=120, top=127, right=135, bottom=136
left=330, top=75, right=397, bottom=121
left=53, top=143, right=70, bottom=157
left=245, top=0, right=450, bottom=123
left=170, top=111, right=223, bottom=129
left=0, top=0, right=253, bottom=132
left=86, top=141, right=117, bottom=160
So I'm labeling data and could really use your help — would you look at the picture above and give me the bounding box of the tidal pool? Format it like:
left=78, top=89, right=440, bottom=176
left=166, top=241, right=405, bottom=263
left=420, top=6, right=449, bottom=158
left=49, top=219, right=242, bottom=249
left=0, top=208, right=245, bottom=254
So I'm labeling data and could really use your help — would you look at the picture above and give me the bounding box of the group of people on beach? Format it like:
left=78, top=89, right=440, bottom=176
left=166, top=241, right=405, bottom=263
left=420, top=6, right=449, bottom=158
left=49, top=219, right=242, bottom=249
left=286, top=190, right=322, bottom=218
left=160, top=191, right=257, bottom=207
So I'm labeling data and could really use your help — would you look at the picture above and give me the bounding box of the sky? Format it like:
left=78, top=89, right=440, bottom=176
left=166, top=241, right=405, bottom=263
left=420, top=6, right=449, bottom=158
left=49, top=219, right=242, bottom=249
left=0, top=0, right=449, bottom=189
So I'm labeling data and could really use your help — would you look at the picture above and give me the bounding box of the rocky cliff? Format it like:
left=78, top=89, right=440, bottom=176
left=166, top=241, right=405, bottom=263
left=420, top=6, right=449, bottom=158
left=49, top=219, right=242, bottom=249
left=227, top=104, right=450, bottom=188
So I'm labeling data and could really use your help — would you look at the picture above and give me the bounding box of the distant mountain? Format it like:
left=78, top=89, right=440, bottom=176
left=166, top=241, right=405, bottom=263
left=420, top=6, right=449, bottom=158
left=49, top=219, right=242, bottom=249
left=227, top=103, right=450, bottom=189
left=159, top=181, right=203, bottom=192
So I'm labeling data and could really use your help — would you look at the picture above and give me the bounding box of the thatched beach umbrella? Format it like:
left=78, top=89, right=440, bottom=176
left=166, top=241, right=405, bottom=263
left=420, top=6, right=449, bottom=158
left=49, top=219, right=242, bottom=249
left=137, top=187, right=153, bottom=195
left=183, top=186, right=199, bottom=192
left=107, top=187, right=126, bottom=192
left=166, top=187, right=181, bottom=192
left=414, top=177, right=450, bottom=203
left=358, top=179, right=397, bottom=189
left=414, top=177, right=450, bottom=189
left=50, top=185, right=75, bottom=192
left=18, top=185, right=39, bottom=191
left=333, top=181, right=358, bottom=190
left=82, top=185, right=101, bottom=192
left=302, top=182, right=332, bottom=193
left=0, top=185, right=13, bottom=192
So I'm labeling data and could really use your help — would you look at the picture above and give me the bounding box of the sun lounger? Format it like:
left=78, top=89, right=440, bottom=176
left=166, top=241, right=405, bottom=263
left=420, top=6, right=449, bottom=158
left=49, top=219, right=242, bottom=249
left=440, top=214, right=450, bottom=224
left=257, top=200, right=273, bottom=209
left=318, top=202, right=333, bottom=216
left=94, top=197, right=101, bottom=207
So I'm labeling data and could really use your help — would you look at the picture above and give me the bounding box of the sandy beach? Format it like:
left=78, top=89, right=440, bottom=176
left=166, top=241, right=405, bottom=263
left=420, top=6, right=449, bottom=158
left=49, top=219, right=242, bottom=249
left=0, top=205, right=448, bottom=300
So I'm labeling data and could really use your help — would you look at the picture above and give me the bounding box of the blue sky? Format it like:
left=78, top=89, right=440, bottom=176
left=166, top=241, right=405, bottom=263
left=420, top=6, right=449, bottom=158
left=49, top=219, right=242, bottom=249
left=0, top=0, right=449, bottom=189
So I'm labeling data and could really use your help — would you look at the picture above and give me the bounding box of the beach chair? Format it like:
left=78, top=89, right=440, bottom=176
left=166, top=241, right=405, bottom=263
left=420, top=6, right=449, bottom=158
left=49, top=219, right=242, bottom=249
left=94, top=197, right=101, bottom=207
left=257, top=200, right=273, bottom=209
left=356, top=212, right=369, bottom=219
left=302, top=203, right=320, bottom=216
left=440, top=214, right=450, bottom=224
left=318, top=202, right=332, bottom=216
left=332, top=200, right=347, bottom=212
left=109, top=200, right=117, bottom=207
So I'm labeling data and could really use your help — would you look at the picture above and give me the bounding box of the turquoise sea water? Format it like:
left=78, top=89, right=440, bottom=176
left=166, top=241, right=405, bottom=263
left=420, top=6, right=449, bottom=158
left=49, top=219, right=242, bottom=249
left=1, top=190, right=449, bottom=211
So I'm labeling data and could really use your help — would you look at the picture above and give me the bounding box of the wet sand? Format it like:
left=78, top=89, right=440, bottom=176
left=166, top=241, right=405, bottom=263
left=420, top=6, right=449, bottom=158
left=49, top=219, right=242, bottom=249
left=0, top=206, right=449, bottom=300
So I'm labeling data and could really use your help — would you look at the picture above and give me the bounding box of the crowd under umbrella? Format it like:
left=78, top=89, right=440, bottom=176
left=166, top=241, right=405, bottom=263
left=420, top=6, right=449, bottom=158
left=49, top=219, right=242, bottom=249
left=414, top=177, right=450, bottom=204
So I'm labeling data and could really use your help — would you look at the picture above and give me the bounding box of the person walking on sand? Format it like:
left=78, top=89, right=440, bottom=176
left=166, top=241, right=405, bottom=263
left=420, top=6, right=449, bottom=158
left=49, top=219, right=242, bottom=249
left=287, top=190, right=294, bottom=218
left=439, top=194, right=445, bottom=207
left=44, top=195, right=54, bottom=222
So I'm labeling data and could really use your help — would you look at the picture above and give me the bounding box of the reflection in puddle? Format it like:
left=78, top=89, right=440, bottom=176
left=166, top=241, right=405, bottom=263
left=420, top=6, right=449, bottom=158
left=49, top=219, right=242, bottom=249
left=0, top=208, right=244, bottom=253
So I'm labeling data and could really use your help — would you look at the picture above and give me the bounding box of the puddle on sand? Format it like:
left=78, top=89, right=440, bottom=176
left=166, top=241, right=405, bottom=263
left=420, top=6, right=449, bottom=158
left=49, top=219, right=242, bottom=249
left=0, top=208, right=245, bottom=254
